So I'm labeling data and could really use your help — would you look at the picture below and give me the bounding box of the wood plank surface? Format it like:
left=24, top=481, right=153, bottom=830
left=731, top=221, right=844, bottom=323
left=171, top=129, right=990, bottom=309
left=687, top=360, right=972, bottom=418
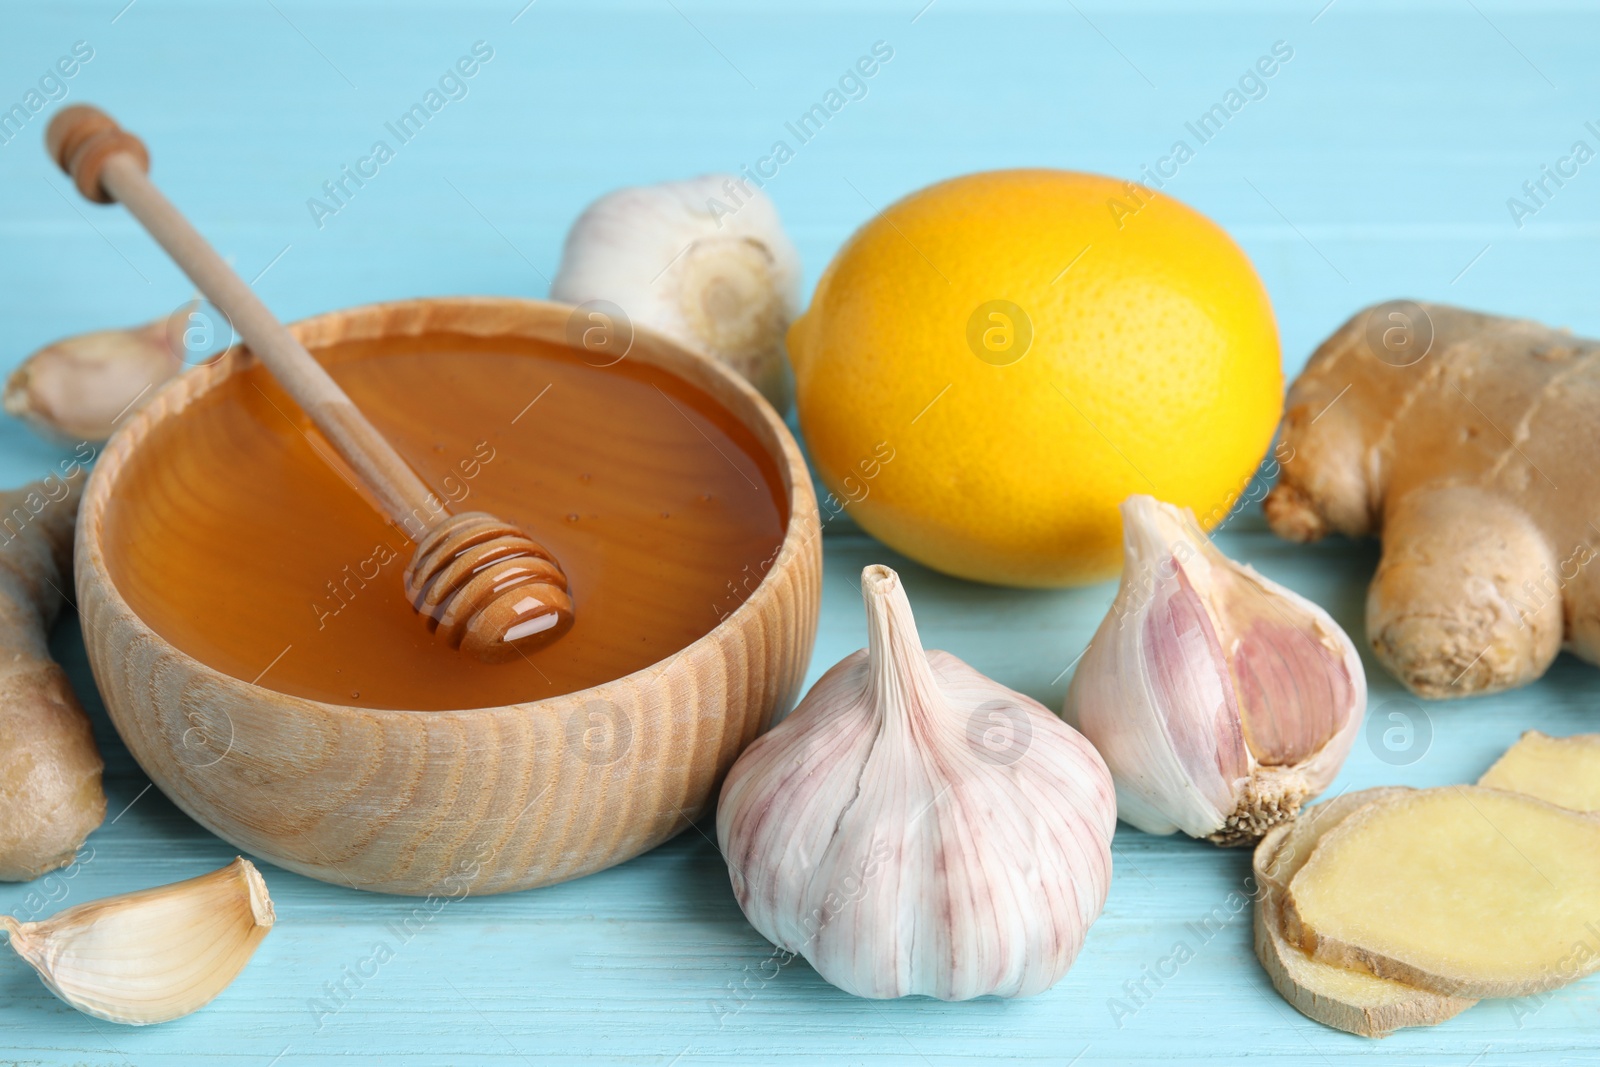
left=3, top=2, right=1599, bottom=1062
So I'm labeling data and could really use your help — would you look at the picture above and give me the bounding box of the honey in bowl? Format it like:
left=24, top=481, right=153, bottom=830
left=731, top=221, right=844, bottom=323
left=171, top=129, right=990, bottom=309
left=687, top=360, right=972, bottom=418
left=101, top=331, right=789, bottom=710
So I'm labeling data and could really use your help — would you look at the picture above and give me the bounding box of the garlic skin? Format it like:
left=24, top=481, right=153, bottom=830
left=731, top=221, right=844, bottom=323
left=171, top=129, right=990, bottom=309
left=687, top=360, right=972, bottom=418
left=5, top=309, right=187, bottom=443
left=550, top=175, right=801, bottom=411
left=0, top=857, right=274, bottom=1025
left=718, top=565, right=1116, bottom=1000
left=1064, top=495, right=1365, bottom=845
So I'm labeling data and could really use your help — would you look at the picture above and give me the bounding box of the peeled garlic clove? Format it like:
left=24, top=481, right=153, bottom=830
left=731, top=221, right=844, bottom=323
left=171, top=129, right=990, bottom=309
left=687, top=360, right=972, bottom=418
left=5, top=308, right=189, bottom=443
left=1064, top=495, right=1365, bottom=845
left=550, top=175, right=801, bottom=411
left=0, top=857, right=274, bottom=1025
left=718, top=564, right=1116, bottom=1000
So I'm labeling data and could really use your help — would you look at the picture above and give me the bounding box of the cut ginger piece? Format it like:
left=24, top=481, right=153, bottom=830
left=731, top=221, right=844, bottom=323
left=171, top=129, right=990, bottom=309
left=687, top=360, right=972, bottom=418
left=1478, top=731, right=1600, bottom=812
left=1253, top=788, right=1474, bottom=1037
left=1285, top=786, right=1600, bottom=998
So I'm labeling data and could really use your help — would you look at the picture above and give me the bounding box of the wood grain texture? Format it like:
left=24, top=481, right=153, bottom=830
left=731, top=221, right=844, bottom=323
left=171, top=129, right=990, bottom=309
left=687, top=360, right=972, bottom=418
left=74, top=297, right=822, bottom=896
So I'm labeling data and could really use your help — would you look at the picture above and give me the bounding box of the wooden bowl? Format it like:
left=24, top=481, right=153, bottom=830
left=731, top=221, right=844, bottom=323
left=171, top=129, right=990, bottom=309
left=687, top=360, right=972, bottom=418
left=76, top=297, right=821, bottom=896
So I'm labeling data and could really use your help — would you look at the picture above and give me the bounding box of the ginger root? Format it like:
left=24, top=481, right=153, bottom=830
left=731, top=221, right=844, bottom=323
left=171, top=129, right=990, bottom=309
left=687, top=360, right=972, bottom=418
left=0, top=475, right=104, bottom=880
left=1265, top=302, right=1600, bottom=698
left=1253, top=787, right=1474, bottom=1037
left=1283, top=785, right=1600, bottom=998
left=1479, top=730, right=1600, bottom=812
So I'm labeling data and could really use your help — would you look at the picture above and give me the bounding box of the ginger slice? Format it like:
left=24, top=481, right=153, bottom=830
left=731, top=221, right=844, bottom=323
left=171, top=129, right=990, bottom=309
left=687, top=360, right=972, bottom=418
left=1284, top=786, right=1600, bottom=998
left=1478, top=731, right=1600, bottom=812
left=1254, top=787, right=1474, bottom=1037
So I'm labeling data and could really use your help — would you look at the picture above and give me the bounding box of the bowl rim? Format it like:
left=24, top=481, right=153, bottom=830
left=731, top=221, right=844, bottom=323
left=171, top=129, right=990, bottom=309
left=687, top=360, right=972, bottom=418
left=77, top=294, right=819, bottom=719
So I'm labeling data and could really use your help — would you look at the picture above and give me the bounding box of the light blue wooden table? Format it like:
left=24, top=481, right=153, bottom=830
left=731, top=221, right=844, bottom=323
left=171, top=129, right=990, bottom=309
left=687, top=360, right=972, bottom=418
left=3, top=1, right=1600, bottom=1062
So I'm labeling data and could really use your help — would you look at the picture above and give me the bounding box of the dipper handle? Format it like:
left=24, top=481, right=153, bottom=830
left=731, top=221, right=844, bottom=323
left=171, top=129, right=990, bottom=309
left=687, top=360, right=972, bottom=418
left=49, top=105, right=436, bottom=526
left=46, top=105, right=573, bottom=661
left=47, top=104, right=148, bottom=204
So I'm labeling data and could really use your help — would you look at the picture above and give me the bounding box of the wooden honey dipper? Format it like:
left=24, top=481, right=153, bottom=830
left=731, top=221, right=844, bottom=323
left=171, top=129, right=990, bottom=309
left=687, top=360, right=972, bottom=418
left=47, top=105, right=574, bottom=664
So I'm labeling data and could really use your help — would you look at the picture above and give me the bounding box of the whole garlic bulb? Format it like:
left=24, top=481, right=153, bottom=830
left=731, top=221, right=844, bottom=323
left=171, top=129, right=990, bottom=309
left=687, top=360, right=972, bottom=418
left=550, top=175, right=801, bottom=412
left=1064, top=495, right=1365, bottom=845
left=717, top=564, right=1116, bottom=1000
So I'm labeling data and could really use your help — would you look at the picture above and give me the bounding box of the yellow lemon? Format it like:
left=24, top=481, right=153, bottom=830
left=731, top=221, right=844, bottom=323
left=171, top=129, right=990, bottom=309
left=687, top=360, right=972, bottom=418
left=789, top=169, right=1282, bottom=587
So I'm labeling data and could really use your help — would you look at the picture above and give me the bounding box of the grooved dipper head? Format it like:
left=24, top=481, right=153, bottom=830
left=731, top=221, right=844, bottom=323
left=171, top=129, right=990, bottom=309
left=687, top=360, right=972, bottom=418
left=403, top=512, right=574, bottom=663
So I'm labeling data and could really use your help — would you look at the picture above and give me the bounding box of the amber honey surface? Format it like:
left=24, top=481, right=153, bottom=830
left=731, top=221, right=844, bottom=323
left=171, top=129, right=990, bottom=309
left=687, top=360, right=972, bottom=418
left=101, top=332, right=789, bottom=710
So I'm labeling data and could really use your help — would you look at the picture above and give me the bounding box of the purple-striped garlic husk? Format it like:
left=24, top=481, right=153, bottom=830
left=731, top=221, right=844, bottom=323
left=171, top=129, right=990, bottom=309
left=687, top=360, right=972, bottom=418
left=1064, top=495, right=1366, bottom=846
left=717, top=564, right=1116, bottom=1000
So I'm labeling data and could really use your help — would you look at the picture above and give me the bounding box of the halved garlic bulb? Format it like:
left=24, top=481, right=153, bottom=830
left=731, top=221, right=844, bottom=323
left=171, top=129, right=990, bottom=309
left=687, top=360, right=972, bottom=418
left=0, top=857, right=274, bottom=1024
left=718, top=564, right=1116, bottom=1000
left=1064, top=495, right=1365, bottom=845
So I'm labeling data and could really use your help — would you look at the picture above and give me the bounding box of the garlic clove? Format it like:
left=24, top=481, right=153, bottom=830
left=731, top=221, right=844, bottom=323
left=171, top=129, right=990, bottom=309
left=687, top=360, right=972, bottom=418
left=718, top=564, right=1116, bottom=1000
left=1064, top=495, right=1365, bottom=845
left=1, top=857, right=274, bottom=1025
left=5, top=307, right=189, bottom=443
left=550, top=175, right=801, bottom=411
